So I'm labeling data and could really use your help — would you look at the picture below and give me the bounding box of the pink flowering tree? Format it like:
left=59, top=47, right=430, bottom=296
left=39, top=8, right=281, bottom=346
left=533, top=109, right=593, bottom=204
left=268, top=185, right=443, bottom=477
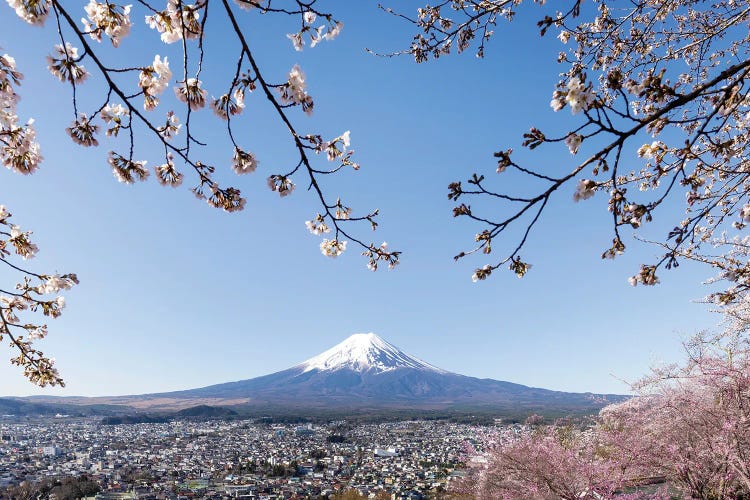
left=454, top=418, right=653, bottom=500
left=460, top=429, right=621, bottom=499
left=387, top=0, right=750, bottom=296
left=594, top=319, right=750, bottom=498
left=458, top=315, right=750, bottom=498
left=2, top=0, right=402, bottom=385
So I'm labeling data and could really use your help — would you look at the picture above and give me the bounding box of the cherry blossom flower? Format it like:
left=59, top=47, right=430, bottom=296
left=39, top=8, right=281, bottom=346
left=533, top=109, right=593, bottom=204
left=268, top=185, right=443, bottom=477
left=154, top=153, right=183, bottom=187
left=305, top=214, right=330, bottom=235
left=211, top=87, right=245, bottom=118
left=267, top=174, right=295, bottom=196
left=47, top=43, right=88, bottom=84
left=309, top=26, right=326, bottom=48
left=471, top=264, right=492, bottom=282
left=99, top=102, right=128, bottom=137
left=564, top=76, right=594, bottom=114
left=6, top=0, right=51, bottom=25
left=233, top=0, right=259, bottom=10
left=206, top=183, right=246, bottom=213
left=335, top=205, right=352, bottom=220
left=740, top=204, right=750, bottom=223
left=8, top=224, right=38, bottom=259
left=278, top=64, right=313, bottom=115
left=138, top=55, right=171, bottom=110
left=565, top=132, right=582, bottom=155
left=286, top=32, right=304, bottom=51
left=364, top=242, right=399, bottom=271
left=66, top=114, right=99, bottom=146
left=231, top=147, right=258, bottom=175
left=156, top=111, right=180, bottom=138
left=108, top=151, right=149, bottom=183
left=573, top=179, right=596, bottom=202
left=175, top=78, right=207, bottom=111
left=324, top=21, right=343, bottom=41
left=82, top=0, right=132, bottom=47
left=320, top=238, right=347, bottom=257
left=145, top=0, right=203, bottom=44
left=41, top=274, right=78, bottom=294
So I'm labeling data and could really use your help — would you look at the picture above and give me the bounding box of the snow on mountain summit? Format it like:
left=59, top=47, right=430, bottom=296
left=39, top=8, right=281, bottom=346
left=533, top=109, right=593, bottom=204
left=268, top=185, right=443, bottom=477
left=298, top=333, right=447, bottom=374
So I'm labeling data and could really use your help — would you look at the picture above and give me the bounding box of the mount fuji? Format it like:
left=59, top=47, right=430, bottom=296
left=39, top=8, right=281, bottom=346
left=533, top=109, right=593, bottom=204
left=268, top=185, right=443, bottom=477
left=143, top=333, right=622, bottom=412
left=297, top=333, right=447, bottom=374
left=8, top=333, right=622, bottom=415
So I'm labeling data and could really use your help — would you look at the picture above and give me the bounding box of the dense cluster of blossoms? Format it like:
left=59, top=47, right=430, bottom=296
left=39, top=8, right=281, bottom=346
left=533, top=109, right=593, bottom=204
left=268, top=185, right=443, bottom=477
left=174, top=78, right=207, bottom=111
left=99, top=102, right=128, bottom=137
left=455, top=424, right=650, bottom=500
left=267, top=174, right=295, bottom=197
left=0, top=52, right=42, bottom=174
left=107, top=151, right=148, bottom=184
left=6, top=0, right=50, bottom=25
left=453, top=289, right=750, bottom=498
left=550, top=75, right=596, bottom=115
left=211, top=87, right=245, bottom=119
left=145, top=0, right=204, bottom=44
left=305, top=214, right=331, bottom=236
left=231, top=147, right=257, bottom=175
left=46, top=43, right=88, bottom=84
left=205, top=182, right=245, bottom=212
left=573, top=179, right=596, bottom=202
left=138, top=55, right=171, bottom=111
left=154, top=152, right=183, bottom=186
left=278, top=64, right=314, bottom=115
left=66, top=114, right=99, bottom=147
left=319, top=238, right=346, bottom=258
left=82, top=0, right=132, bottom=47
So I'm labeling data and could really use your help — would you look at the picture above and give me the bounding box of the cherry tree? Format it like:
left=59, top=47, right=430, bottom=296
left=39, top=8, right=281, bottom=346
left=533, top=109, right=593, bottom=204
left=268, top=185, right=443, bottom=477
left=453, top=424, right=637, bottom=499
left=2, top=0, right=403, bottom=385
left=457, top=314, right=750, bottom=498
left=388, top=0, right=750, bottom=298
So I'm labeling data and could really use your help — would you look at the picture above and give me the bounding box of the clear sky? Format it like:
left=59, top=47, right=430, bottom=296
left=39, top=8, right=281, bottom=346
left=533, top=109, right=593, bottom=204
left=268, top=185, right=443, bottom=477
left=0, top=2, right=719, bottom=397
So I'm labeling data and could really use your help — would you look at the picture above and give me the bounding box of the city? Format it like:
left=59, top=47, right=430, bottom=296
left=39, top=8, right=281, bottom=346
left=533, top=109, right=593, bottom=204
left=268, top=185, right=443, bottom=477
left=0, top=417, right=517, bottom=499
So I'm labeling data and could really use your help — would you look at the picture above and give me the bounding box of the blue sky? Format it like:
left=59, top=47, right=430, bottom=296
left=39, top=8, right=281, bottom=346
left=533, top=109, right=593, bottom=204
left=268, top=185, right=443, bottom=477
left=0, top=2, right=718, bottom=397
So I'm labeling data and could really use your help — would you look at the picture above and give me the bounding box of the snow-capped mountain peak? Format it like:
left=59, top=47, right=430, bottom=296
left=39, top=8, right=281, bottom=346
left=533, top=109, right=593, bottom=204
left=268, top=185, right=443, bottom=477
left=298, top=333, right=447, bottom=374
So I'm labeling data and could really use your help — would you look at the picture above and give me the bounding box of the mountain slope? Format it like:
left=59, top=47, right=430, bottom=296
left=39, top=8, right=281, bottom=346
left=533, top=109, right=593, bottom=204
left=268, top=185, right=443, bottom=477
left=161, top=333, right=622, bottom=411
left=9, top=333, right=624, bottom=414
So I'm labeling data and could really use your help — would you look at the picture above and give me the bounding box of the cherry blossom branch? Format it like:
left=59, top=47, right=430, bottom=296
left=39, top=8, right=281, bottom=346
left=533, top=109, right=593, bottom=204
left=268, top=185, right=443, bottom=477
left=0, top=204, right=75, bottom=386
left=390, top=0, right=750, bottom=293
left=12, top=0, right=398, bottom=269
